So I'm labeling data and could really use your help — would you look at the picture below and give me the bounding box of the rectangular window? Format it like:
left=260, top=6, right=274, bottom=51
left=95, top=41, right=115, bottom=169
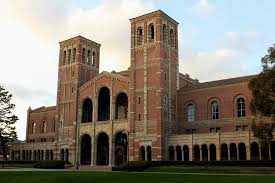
left=216, top=128, right=221, bottom=133
left=236, top=126, right=242, bottom=132
left=191, top=129, right=196, bottom=134
left=210, top=128, right=215, bottom=133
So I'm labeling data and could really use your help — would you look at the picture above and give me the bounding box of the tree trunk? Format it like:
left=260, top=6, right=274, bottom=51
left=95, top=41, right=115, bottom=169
left=0, top=135, right=8, bottom=161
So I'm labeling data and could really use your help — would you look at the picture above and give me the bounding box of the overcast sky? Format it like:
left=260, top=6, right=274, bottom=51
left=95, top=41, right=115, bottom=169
left=0, top=0, right=274, bottom=140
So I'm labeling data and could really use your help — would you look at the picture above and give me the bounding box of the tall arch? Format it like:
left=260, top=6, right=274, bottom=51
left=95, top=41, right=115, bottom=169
left=148, top=23, right=154, bottom=42
left=115, top=93, right=128, bottom=119
left=81, top=134, right=91, bottom=165
left=209, top=144, right=216, bottom=161
left=229, top=143, right=237, bottom=160
left=139, top=146, right=145, bottom=161
left=98, top=87, right=110, bottom=121
left=82, top=98, right=93, bottom=123
left=201, top=144, right=208, bottom=161
left=261, top=142, right=270, bottom=160
left=193, top=145, right=200, bottom=161
left=168, top=146, right=174, bottom=160
left=183, top=145, right=189, bottom=161
left=146, top=146, right=152, bottom=161
left=238, top=143, right=247, bottom=160
left=114, top=131, right=128, bottom=166
left=220, top=144, right=228, bottom=160
left=176, top=146, right=182, bottom=160
left=96, top=132, right=109, bottom=165
left=250, top=142, right=260, bottom=160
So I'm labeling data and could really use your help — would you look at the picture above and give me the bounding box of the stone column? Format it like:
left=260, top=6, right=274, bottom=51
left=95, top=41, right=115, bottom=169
left=174, top=147, right=177, bottom=160
left=199, top=148, right=202, bottom=161
left=259, top=146, right=262, bottom=160
left=237, top=147, right=239, bottom=160
left=228, top=147, right=230, bottom=160
left=108, top=138, right=113, bottom=166
left=182, top=149, right=184, bottom=161
left=93, top=96, right=98, bottom=122
left=246, top=145, right=251, bottom=160
left=91, top=136, right=94, bottom=166
left=217, top=147, right=220, bottom=161
left=189, top=148, right=193, bottom=161
left=268, top=144, right=271, bottom=160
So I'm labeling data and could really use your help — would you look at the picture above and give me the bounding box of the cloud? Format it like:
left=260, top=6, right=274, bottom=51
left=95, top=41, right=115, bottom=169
left=193, top=0, right=215, bottom=12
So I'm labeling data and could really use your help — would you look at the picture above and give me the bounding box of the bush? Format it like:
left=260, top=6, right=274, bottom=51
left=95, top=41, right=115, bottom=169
left=33, top=160, right=66, bottom=169
left=0, top=160, right=37, bottom=164
left=113, top=160, right=275, bottom=172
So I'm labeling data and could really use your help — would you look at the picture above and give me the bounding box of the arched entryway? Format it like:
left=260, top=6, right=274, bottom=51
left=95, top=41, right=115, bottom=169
left=81, top=134, right=91, bottom=165
left=115, top=93, right=128, bottom=119
left=239, top=143, right=247, bottom=160
left=209, top=144, right=216, bottom=161
left=261, top=142, right=270, bottom=160
left=176, top=146, right=182, bottom=160
left=98, top=87, right=110, bottom=121
left=250, top=142, right=260, bottom=160
left=114, top=131, right=128, bottom=166
left=168, top=146, right=174, bottom=160
left=82, top=98, right=93, bottom=123
left=140, top=146, right=145, bottom=161
left=271, top=141, right=275, bottom=160
left=183, top=145, right=189, bottom=161
left=201, top=144, right=208, bottom=161
left=193, top=145, right=200, bottom=161
left=229, top=143, right=237, bottom=160
left=146, top=146, right=152, bottom=161
left=60, top=149, right=64, bottom=161
left=221, top=144, right=228, bottom=160
left=96, top=132, right=109, bottom=165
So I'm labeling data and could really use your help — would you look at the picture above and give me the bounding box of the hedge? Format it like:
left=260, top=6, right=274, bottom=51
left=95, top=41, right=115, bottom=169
left=0, top=160, right=37, bottom=164
left=33, top=160, right=66, bottom=169
left=112, top=160, right=275, bottom=172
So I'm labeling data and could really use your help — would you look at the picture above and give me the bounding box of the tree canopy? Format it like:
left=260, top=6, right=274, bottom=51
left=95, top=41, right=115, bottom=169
left=261, top=44, right=275, bottom=70
left=0, top=85, right=18, bottom=160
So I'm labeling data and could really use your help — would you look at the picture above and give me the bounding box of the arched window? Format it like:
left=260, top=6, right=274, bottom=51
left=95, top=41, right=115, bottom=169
left=138, top=97, right=141, bottom=104
left=87, top=50, right=91, bottom=65
left=92, top=52, right=96, bottom=66
left=72, top=48, right=76, bottom=62
left=63, top=51, right=66, bottom=65
left=148, top=23, right=154, bottom=42
left=138, top=114, right=141, bottom=121
left=41, top=121, right=46, bottom=133
left=67, top=49, right=71, bottom=64
left=169, top=29, right=175, bottom=47
left=237, top=98, right=246, bottom=117
left=52, top=120, right=55, bottom=132
left=163, top=95, right=168, bottom=106
left=82, top=48, right=86, bottom=63
left=137, top=27, right=143, bottom=46
left=211, top=101, right=219, bottom=120
left=162, top=24, right=167, bottom=43
left=187, top=104, right=195, bottom=122
left=32, top=122, right=36, bottom=134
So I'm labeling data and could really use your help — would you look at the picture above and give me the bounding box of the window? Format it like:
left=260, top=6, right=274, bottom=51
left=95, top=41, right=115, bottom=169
left=237, top=98, right=246, bottom=117
left=148, top=23, right=154, bottom=42
left=92, top=52, right=96, bottom=66
left=187, top=104, right=195, bottom=122
left=138, top=114, right=141, bottom=121
left=67, top=49, right=71, bottom=64
left=137, top=27, right=143, bottom=46
left=163, top=95, right=168, bottom=106
left=71, top=87, right=74, bottom=93
left=87, top=50, right=91, bottom=64
left=82, top=48, right=86, bottom=63
left=211, top=101, right=219, bottom=120
left=210, top=127, right=220, bottom=133
left=164, top=73, right=167, bottom=80
left=236, top=126, right=242, bottom=132
left=72, top=48, right=76, bottom=62
left=162, top=24, right=167, bottom=43
left=138, top=97, right=141, bottom=104
left=42, top=121, right=46, bottom=133
left=169, top=29, right=175, bottom=47
left=32, top=122, right=36, bottom=134
left=63, top=51, right=66, bottom=65
left=60, top=121, right=63, bottom=128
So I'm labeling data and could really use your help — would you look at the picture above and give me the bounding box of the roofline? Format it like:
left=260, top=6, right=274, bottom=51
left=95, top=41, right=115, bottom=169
left=129, top=9, right=179, bottom=25
left=59, top=35, right=101, bottom=47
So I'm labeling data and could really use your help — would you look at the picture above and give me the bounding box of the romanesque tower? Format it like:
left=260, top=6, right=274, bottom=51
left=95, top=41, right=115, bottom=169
left=129, top=10, right=179, bottom=160
left=56, top=36, right=100, bottom=162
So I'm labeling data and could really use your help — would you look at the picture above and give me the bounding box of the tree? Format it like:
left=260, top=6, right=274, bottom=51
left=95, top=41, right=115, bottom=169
left=261, top=44, right=275, bottom=70
left=251, top=119, right=273, bottom=145
left=0, top=85, right=18, bottom=160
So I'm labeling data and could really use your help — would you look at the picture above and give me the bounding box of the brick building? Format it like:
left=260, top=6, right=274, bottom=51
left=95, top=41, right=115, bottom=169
left=11, top=10, right=275, bottom=165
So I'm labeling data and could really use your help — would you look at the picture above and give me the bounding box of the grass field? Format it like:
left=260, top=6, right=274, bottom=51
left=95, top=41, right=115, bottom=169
left=0, top=171, right=275, bottom=183
left=146, top=166, right=275, bottom=174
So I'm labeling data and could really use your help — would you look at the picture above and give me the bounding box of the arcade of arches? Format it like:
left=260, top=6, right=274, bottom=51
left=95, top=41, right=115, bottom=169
left=168, top=141, right=275, bottom=161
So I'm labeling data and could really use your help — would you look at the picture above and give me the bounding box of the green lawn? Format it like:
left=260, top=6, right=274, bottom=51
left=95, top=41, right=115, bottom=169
left=146, top=166, right=275, bottom=174
left=0, top=171, right=275, bottom=183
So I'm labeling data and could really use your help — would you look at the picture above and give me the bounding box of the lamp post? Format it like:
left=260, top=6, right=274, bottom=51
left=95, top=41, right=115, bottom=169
left=122, top=129, right=129, bottom=171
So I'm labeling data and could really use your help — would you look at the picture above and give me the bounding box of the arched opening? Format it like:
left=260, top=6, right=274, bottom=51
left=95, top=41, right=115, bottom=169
left=68, top=49, right=71, bottom=64
left=250, top=142, right=260, bottom=160
left=169, top=29, right=174, bottom=47
left=87, top=50, right=91, bottom=64
left=33, top=150, right=37, bottom=160
left=50, top=150, right=53, bottom=160
left=41, top=150, right=44, bottom=160
left=32, top=122, right=36, bottom=134
left=96, top=133, right=109, bottom=165
left=201, top=144, right=208, bottom=161
left=114, top=131, right=128, bottom=166
left=137, top=27, right=143, bottom=46
left=115, top=93, right=128, bottom=119
left=238, top=143, right=247, bottom=160
left=271, top=141, right=275, bottom=160
left=146, top=146, right=152, bottom=161
left=92, top=52, right=96, bottom=66
left=261, top=142, right=270, bottom=160
left=98, top=87, right=110, bottom=121
left=37, top=150, right=40, bottom=160
left=22, top=150, right=25, bottom=160
left=230, top=143, right=237, bottom=160
left=237, top=98, right=246, bottom=117
left=29, top=150, right=32, bottom=160
left=41, top=121, right=46, bottom=133
left=72, top=48, right=76, bottom=62
left=81, top=134, right=91, bottom=165
left=211, top=101, right=219, bottom=120
left=65, top=149, right=69, bottom=162
left=82, top=98, right=93, bottom=123
left=46, top=150, right=49, bottom=160
left=168, top=146, right=174, bottom=160
left=209, top=144, right=216, bottom=161
left=60, top=149, right=64, bottom=161
left=26, top=150, right=29, bottom=160
left=82, top=48, right=86, bottom=63
left=140, top=146, right=145, bottom=161
left=187, top=104, right=195, bottom=122
left=193, top=145, right=200, bottom=161
left=221, top=144, right=228, bottom=160
left=176, top=146, right=182, bottom=160
left=63, top=51, right=66, bottom=65
left=183, top=145, right=189, bottom=161
left=162, top=24, right=167, bottom=43
left=148, top=23, right=154, bottom=42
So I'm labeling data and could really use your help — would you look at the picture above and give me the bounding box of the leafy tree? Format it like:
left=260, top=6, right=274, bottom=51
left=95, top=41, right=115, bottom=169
left=261, top=44, right=275, bottom=70
left=0, top=85, right=18, bottom=160
left=251, top=119, right=273, bottom=145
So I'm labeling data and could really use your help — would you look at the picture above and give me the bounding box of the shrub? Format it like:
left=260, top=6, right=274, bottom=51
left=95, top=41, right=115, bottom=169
left=33, top=160, right=66, bottom=169
left=0, top=160, right=37, bottom=164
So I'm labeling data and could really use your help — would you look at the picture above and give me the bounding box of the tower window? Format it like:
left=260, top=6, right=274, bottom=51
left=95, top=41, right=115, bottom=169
left=211, top=101, right=219, bottom=120
left=138, top=114, right=141, bottom=121
left=237, top=98, right=246, bottom=117
left=169, top=29, right=175, bottom=48
left=72, top=48, right=76, bottom=62
left=41, top=121, right=46, bottom=133
left=87, top=50, right=91, bottom=65
left=162, top=24, right=167, bottom=43
left=92, top=52, right=96, bottom=66
left=137, top=27, right=143, bottom=46
left=187, top=104, right=195, bottom=122
left=82, top=48, right=86, bottom=63
left=67, top=49, right=71, bottom=64
left=32, top=122, right=36, bottom=134
left=138, top=97, right=141, bottom=104
left=63, top=51, right=66, bottom=65
left=164, top=73, right=167, bottom=80
left=148, top=24, right=154, bottom=42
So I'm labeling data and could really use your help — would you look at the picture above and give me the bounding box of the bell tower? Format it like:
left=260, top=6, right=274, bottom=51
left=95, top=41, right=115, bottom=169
left=129, top=10, right=179, bottom=160
left=56, top=36, right=100, bottom=162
